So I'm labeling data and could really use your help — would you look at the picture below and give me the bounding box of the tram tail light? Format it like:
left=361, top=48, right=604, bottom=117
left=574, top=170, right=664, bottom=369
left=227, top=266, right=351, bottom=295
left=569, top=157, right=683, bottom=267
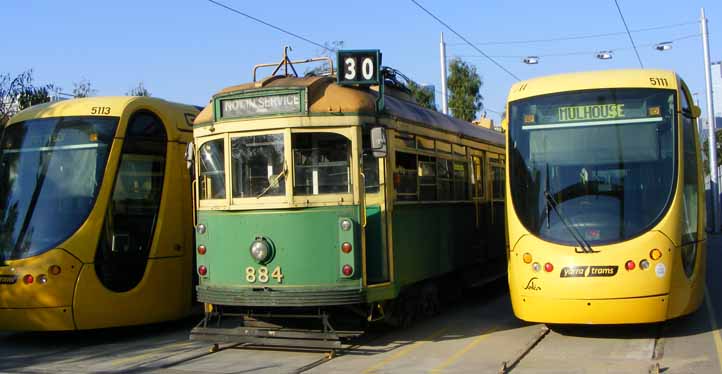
left=49, top=265, right=61, bottom=276
left=341, top=242, right=352, bottom=254
left=23, top=274, right=34, bottom=284
left=544, top=263, right=554, bottom=272
left=650, top=249, right=662, bottom=261
left=342, top=265, right=353, bottom=276
left=197, top=245, right=207, bottom=255
left=198, top=265, right=208, bottom=276
left=522, top=253, right=532, bottom=264
left=625, top=260, right=636, bottom=271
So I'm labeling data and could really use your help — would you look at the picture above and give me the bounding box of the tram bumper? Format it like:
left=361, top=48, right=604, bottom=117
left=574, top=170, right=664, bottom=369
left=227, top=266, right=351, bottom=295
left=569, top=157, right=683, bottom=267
left=512, top=294, right=669, bottom=324
left=0, top=306, right=75, bottom=331
left=0, top=248, right=82, bottom=330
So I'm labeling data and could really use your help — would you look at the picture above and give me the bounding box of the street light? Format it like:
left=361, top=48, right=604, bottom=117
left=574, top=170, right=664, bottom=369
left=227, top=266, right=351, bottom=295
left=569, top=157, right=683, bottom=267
left=596, top=51, right=613, bottom=60
left=655, top=42, right=673, bottom=51
left=523, top=56, right=539, bottom=65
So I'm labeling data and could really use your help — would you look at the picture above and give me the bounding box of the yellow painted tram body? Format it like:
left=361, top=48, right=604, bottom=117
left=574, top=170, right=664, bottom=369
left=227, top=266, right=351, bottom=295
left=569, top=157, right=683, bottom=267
left=0, top=97, right=199, bottom=330
left=505, top=70, right=706, bottom=324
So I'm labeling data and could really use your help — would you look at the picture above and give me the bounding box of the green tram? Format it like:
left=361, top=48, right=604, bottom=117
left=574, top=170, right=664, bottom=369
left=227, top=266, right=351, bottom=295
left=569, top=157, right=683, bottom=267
left=189, top=51, right=506, bottom=347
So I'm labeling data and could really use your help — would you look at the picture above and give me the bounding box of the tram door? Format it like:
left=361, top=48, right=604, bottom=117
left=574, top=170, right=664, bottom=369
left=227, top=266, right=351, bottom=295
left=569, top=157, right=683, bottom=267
left=363, top=128, right=390, bottom=284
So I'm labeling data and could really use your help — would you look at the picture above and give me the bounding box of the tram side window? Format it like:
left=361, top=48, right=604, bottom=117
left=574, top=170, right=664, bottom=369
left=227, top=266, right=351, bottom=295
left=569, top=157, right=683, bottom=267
left=395, top=151, right=417, bottom=201
left=231, top=134, right=285, bottom=198
left=418, top=155, right=437, bottom=200
left=472, top=155, right=485, bottom=198
left=681, top=88, right=699, bottom=276
left=437, top=159, right=452, bottom=200
left=362, top=130, right=380, bottom=193
left=96, top=111, right=166, bottom=292
left=453, top=161, right=468, bottom=200
left=199, top=139, right=226, bottom=200
left=492, top=164, right=505, bottom=200
left=293, top=133, right=351, bottom=195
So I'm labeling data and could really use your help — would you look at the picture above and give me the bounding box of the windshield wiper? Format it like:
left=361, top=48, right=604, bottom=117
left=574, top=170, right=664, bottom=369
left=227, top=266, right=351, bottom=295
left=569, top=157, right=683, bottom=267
left=256, top=164, right=287, bottom=199
left=544, top=190, right=598, bottom=254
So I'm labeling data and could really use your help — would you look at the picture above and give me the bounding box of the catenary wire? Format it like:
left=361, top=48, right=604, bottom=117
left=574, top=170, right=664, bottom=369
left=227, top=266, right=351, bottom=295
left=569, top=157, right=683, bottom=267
left=612, top=0, right=643, bottom=68
left=205, top=0, right=335, bottom=52
left=409, top=0, right=521, bottom=81
left=447, top=21, right=698, bottom=46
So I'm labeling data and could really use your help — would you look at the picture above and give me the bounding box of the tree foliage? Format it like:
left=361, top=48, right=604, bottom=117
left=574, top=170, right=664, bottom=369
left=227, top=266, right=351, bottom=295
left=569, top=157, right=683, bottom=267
left=702, top=129, right=722, bottom=175
left=0, top=70, right=56, bottom=125
left=305, top=41, right=344, bottom=77
left=447, top=58, right=483, bottom=122
left=127, top=82, right=151, bottom=97
left=73, top=79, right=96, bottom=98
left=407, top=81, right=436, bottom=111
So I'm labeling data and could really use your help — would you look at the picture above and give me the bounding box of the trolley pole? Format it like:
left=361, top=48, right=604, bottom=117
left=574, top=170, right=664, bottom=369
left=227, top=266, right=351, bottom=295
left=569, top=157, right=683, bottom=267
left=702, top=8, right=719, bottom=232
left=440, top=32, right=449, bottom=115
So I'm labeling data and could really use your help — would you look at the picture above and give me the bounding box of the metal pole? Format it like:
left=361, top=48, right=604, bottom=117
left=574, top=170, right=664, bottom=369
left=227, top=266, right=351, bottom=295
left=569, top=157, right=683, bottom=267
left=702, top=7, right=719, bottom=232
left=440, top=32, right=449, bottom=115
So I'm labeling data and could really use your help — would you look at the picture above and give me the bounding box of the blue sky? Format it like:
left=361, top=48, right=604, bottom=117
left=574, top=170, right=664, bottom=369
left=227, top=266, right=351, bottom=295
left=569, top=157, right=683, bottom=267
left=3, top=1, right=721, bottom=122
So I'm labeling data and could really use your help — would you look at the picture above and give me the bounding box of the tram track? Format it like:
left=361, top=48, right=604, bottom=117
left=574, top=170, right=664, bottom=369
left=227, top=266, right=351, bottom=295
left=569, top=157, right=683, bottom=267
left=498, top=325, right=550, bottom=374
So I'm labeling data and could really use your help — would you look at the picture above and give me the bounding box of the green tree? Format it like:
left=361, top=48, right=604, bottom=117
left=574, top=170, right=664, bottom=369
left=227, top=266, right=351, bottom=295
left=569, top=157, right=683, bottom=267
left=73, top=79, right=96, bottom=98
left=18, top=85, right=55, bottom=110
left=0, top=70, right=33, bottom=125
left=127, top=82, right=151, bottom=97
left=305, top=41, right=344, bottom=77
left=702, top=129, right=722, bottom=175
left=407, top=81, right=436, bottom=111
left=447, top=58, right=483, bottom=121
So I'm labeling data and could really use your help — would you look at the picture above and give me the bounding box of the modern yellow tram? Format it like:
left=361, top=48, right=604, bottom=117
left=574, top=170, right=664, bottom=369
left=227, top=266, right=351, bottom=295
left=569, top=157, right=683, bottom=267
left=0, top=97, right=199, bottom=330
left=505, top=70, right=705, bottom=324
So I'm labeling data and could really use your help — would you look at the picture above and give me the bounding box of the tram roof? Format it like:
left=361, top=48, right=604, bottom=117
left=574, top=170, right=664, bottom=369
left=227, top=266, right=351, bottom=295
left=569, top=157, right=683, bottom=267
left=507, top=69, right=680, bottom=102
left=6, top=96, right=200, bottom=138
left=195, top=76, right=504, bottom=146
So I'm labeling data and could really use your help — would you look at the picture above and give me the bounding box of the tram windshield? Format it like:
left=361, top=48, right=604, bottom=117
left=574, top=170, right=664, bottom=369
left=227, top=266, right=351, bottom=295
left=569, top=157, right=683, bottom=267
left=0, top=116, right=118, bottom=260
left=508, top=88, right=676, bottom=245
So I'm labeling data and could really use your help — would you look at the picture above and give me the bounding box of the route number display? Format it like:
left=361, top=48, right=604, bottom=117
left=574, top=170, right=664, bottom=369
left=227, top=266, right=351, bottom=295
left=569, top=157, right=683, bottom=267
left=337, top=50, right=382, bottom=86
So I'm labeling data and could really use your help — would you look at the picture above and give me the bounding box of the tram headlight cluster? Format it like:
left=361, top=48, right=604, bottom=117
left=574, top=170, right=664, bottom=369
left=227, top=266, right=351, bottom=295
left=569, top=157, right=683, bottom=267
left=249, top=237, right=273, bottom=264
left=340, top=219, right=352, bottom=231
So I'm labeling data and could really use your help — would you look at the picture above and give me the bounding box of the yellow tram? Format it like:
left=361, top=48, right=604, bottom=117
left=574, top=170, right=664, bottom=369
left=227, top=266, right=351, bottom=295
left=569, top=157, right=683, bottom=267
left=505, top=70, right=706, bottom=324
left=0, top=97, right=199, bottom=330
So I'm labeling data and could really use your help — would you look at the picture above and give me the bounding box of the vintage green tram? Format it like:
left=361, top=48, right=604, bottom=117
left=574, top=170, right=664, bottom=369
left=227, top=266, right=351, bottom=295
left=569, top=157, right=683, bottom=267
left=189, top=51, right=506, bottom=347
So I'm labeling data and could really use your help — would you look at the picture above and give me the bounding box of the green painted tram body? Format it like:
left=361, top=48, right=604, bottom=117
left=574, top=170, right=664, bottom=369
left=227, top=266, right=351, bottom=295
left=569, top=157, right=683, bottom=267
left=191, top=70, right=506, bottom=327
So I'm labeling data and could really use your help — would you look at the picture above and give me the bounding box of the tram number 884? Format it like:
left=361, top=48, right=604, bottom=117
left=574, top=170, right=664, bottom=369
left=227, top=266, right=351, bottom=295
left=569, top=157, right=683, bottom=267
left=245, top=266, right=284, bottom=283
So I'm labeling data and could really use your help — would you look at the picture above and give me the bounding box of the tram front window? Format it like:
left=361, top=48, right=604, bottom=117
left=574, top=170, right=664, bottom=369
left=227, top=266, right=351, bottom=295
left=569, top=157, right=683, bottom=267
left=293, top=132, right=351, bottom=195
left=508, top=89, right=676, bottom=245
left=0, top=116, right=118, bottom=260
left=231, top=134, right=285, bottom=198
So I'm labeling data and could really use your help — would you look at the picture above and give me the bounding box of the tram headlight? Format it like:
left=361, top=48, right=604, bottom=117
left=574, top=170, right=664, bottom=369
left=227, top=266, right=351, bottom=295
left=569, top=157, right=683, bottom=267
left=249, top=237, right=272, bottom=264
left=340, top=219, right=352, bottom=231
left=649, top=248, right=663, bottom=261
left=532, top=262, right=541, bottom=272
left=196, top=224, right=207, bottom=234
left=639, top=259, right=650, bottom=270
left=37, top=274, right=48, bottom=284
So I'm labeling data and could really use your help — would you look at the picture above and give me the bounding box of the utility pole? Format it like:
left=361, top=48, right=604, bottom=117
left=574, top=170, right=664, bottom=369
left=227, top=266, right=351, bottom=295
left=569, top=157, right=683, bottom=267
left=440, top=32, right=449, bottom=115
left=702, top=7, right=719, bottom=232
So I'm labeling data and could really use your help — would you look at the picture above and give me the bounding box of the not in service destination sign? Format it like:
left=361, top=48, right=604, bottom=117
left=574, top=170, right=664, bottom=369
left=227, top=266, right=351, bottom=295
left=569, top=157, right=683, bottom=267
left=221, top=93, right=301, bottom=118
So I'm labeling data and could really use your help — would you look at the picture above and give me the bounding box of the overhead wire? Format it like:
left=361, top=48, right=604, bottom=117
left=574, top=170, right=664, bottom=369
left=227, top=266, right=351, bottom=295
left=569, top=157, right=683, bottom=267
left=612, top=0, right=643, bottom=68
left=409, top=0, right=521, bottom=81
left=455, top=33, right=702, bottom=60
left=446, top=21, right=698, bottom=46
left=205, top=0, right=335, bottom=52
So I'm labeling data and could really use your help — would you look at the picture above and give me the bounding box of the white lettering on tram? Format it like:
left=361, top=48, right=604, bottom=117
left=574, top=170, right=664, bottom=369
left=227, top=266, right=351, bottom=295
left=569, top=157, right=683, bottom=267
left=222, top=93, right=301, bottom=118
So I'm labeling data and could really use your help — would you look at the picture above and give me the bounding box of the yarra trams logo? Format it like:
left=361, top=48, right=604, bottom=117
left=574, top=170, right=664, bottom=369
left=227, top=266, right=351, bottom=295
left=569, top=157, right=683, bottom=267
left=560, top=266, right=618, bottom=278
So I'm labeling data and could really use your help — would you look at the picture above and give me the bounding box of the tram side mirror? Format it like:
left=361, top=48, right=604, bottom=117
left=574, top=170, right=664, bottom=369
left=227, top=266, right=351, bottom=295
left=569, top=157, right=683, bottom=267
left=691, top=105, right=702, bottom=119
left=185, top=141, right=195, bottom=172
left=370, top=127, right=387, bottom=158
